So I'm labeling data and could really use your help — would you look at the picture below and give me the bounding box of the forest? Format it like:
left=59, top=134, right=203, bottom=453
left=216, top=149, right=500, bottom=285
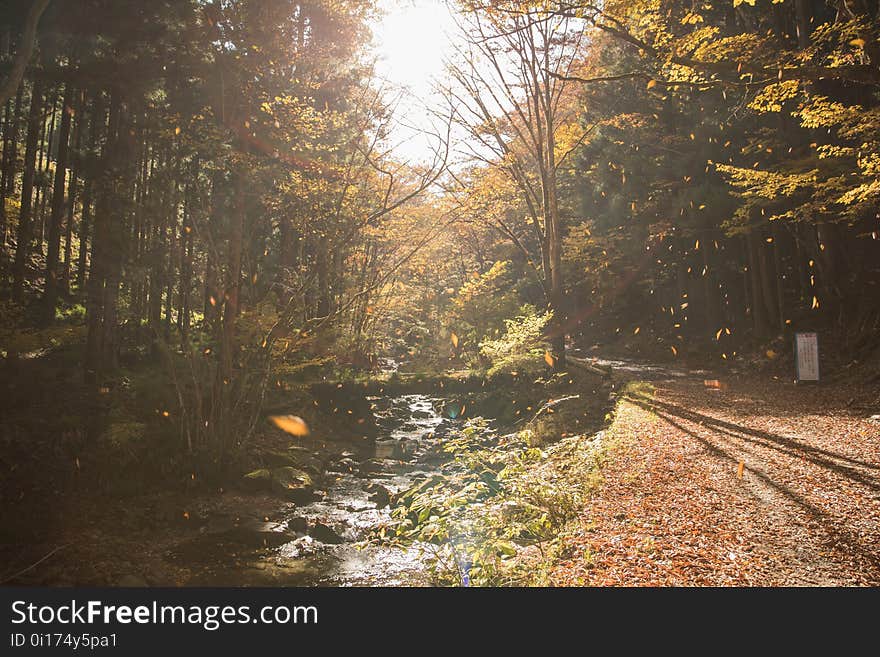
left=0, top=0, right=878, bottom=587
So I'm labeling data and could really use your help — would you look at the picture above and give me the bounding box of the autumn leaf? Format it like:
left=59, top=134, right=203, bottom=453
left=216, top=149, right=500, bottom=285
left=544, top=350, right=555, bottom=367
left=451, top=332, right=459, bottom=348
left=269, top=415, right=309, bottom=436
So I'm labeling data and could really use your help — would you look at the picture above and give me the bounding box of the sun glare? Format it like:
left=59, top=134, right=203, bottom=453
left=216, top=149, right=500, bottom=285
left=371, top=0, right=458, bottom=161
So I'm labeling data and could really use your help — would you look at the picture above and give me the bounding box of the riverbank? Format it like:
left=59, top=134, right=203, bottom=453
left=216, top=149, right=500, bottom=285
left=0, top=356, right=613, bottom=586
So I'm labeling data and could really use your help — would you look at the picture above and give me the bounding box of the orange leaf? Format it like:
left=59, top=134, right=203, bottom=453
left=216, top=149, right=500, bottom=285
left=269, top=415, right=309, bottom=436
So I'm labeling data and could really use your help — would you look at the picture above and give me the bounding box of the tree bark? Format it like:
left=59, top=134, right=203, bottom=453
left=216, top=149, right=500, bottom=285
left=0, top=0, right=51, bottom=107
left=221, top=166, right=245, bottom=379
left=42, top=82, right=73, bottom=323
left=76, top=95, right=103, bottom=291
left=12, top=75, right=44, bottom=302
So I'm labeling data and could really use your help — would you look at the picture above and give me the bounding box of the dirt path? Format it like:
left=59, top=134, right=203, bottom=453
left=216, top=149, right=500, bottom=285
left=552, top=373, right=880, bottom=586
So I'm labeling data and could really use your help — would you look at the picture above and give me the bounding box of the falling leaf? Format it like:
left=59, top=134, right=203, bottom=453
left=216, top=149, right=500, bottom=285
left=174, top=126, right=181, bottom=135
left=646, top=79, right=657, bottom=89
left=716, top=328, right=723, bottom=341
left=766, top=349, right=777, bottom=359
left=670, top=346, right=677, bottom=356
left=269, top=415, right=310, bottom=436
left=850, top=38, right=866, bottom=48
left=737, top=461, right=744, bottom=479
left=633, top=326, right=640, bottom=335
left=812, top=296, right=820, bottom=309
left=544, top=350, right=555, bottom=367
left=451, top=332, right=459, bottom=348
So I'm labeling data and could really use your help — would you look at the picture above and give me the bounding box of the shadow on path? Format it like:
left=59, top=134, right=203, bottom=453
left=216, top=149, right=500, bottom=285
left=624, top=393, right=880, bottom=576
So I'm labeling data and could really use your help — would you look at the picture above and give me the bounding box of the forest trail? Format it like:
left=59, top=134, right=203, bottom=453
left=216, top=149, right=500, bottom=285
left=552, top=371, right=880, bottom=586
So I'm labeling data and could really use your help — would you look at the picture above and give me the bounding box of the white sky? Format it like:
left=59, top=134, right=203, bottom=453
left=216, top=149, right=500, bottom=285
left=370, top=0, right=459, bottom=164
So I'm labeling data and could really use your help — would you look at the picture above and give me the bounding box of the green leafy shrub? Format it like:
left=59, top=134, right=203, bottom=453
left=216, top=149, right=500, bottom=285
left=479, top=305, right=552, bottom=377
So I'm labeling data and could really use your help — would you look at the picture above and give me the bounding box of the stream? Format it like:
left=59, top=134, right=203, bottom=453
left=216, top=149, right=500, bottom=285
left=170, top=393, right=462, bottom=586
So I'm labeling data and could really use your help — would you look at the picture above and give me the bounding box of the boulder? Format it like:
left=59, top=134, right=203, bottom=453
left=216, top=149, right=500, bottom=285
left=287, top=517, right=309, bottom=534
left=367, top=483, right=392, bottom=508
left=269, top=467, right=315, bottom=503
left=309, top=521, right=345, bottom=544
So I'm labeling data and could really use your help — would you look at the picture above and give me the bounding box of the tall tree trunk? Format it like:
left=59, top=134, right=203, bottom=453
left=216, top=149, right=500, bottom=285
left=62, top=90, right=85, bottom=295
left=204, top=171, right=222, bottom=331
left=12, top=75, right=44, bottom=302
left=758, top=233, right=780, bottom=332
left=0, top=0, right=50, bottom=107
left=179, top=180, right=193, bottom=337
left=0, top=84, right=24, bottom=253
left=42, top=83, right=73, bottom=323
left=36, top=89, right=57, bottom=248
left=84, top=91, right=121, bottom=384
left=221, top=167, right=245, bottom=379
left=702, top=234, right=719, bottom=337
left=746, top=230, right=770, bottom=338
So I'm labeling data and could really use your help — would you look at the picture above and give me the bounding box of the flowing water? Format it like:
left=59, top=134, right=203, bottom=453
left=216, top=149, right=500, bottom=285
left=171, top=393, right=461, bottom=586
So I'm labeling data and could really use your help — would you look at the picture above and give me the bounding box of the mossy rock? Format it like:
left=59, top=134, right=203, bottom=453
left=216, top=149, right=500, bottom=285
left=241, top=468, right=273, bottom=492
left=270, top=466, right=312, bottom=489
left=269, top=467, right=315, bottom=503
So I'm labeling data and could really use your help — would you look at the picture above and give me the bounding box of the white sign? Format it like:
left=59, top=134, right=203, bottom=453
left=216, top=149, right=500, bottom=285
left=795, top=332, right=819, bottom=382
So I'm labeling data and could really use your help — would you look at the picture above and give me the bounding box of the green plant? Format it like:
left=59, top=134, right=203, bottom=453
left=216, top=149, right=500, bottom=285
left=479, top=305, right=552, bottom=377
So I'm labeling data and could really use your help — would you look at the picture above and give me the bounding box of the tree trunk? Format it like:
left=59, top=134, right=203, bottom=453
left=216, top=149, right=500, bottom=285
left=76, top=94, right=103, bottom=292
left=42, top=83, right=73, bottom=323
left=36, top=89, right=57, bottom=248
left=12, top=75, right=44, bottom=302
left=746, top=230, right=770, bottom=338
left=221, top=166, right=245, bottom=379
left=0, top=84, right=23, bottom=253
left=758, top=233, right=780, bottom=332
left=62, top=90, right=84, bottom=296
left=84, top=91, right=121, bottom=384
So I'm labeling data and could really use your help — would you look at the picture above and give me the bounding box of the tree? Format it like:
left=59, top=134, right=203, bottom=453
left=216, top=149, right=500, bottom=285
left=447, top=1, right=590, bottom=364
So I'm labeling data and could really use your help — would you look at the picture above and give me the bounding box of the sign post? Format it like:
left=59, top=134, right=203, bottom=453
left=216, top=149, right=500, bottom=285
left=794, top=332, right=819, bottom=382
